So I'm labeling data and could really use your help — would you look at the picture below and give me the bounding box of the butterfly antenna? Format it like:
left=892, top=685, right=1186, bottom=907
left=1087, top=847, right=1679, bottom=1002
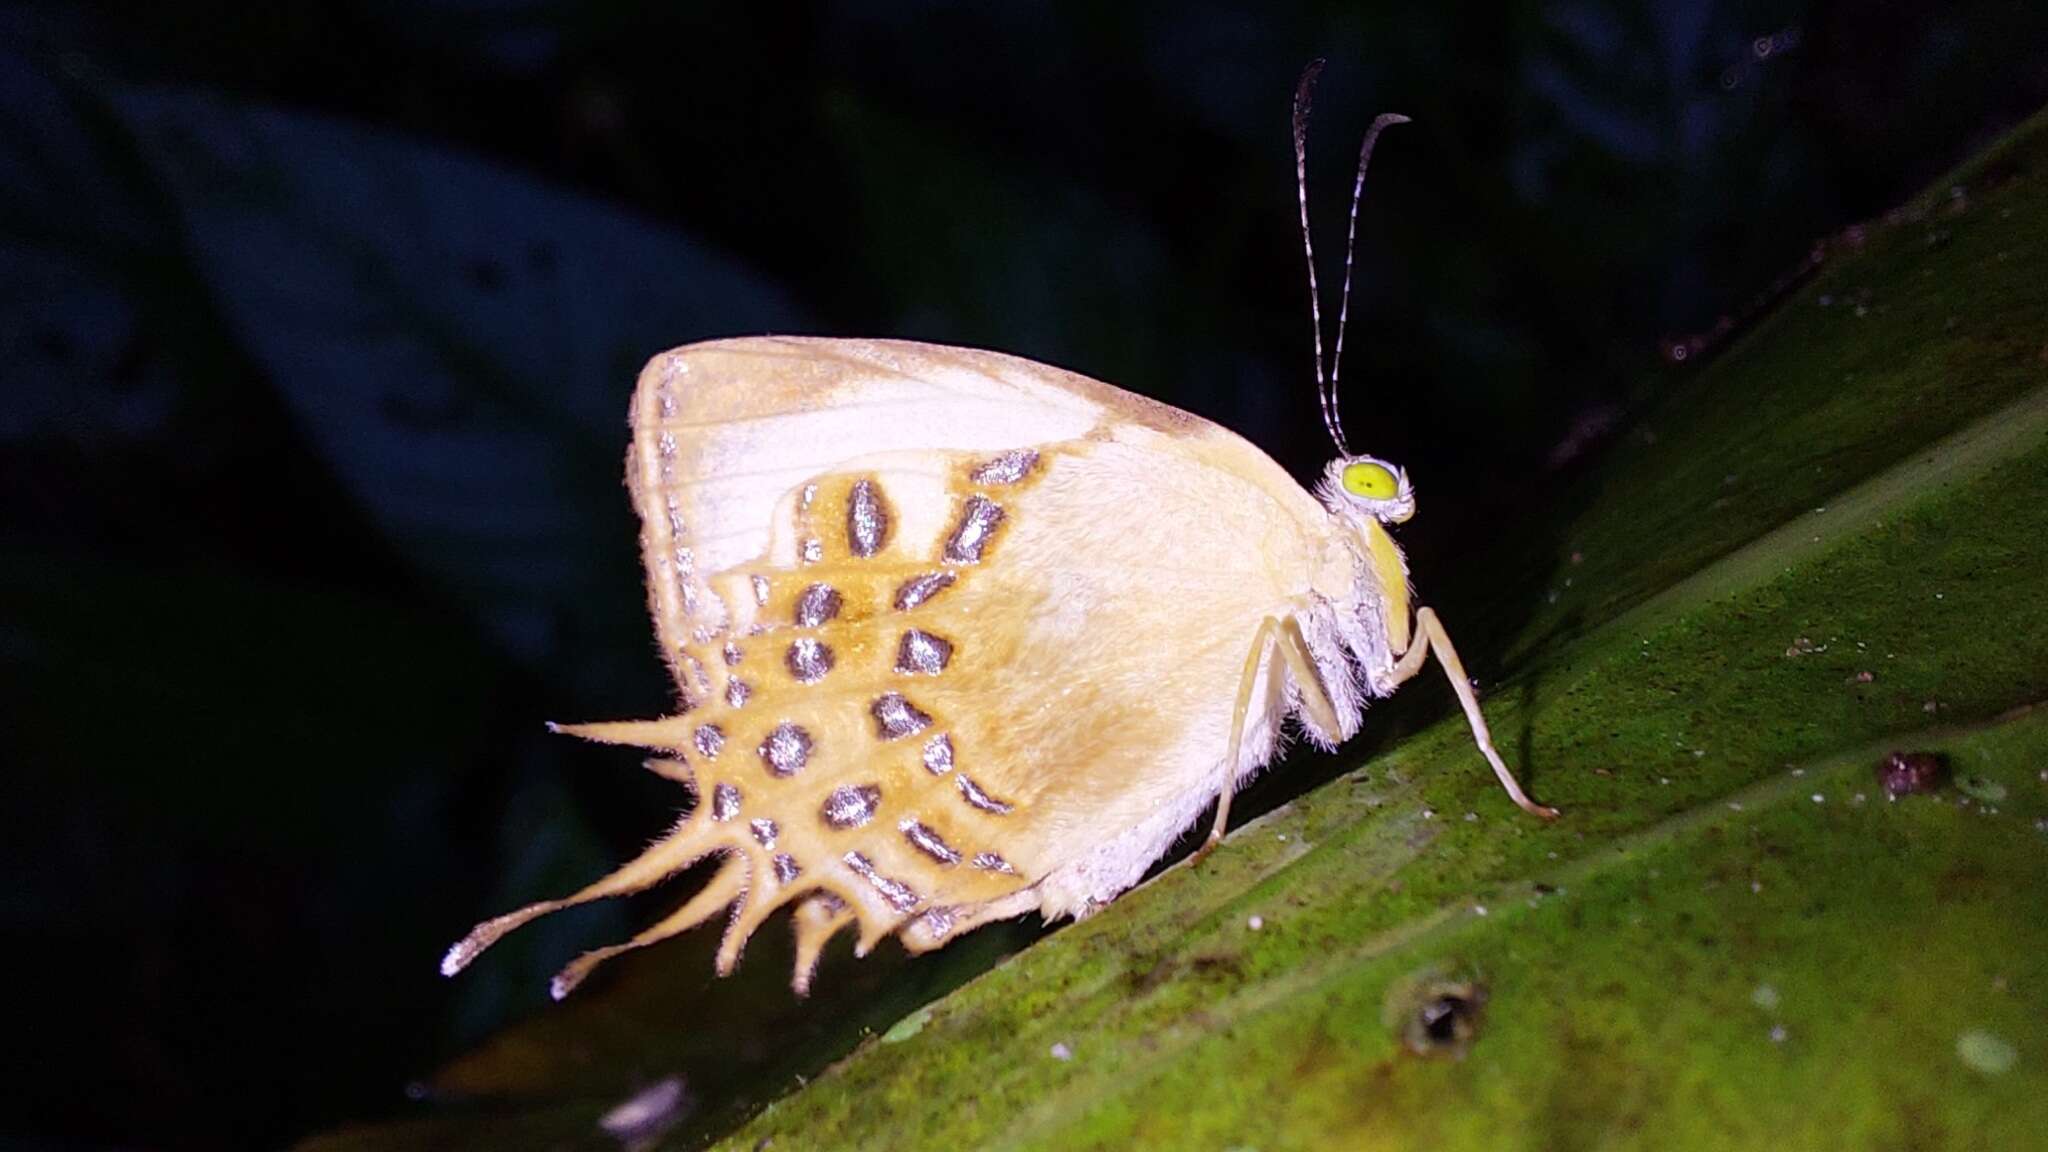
left=1328, top=112, right=1408, bottom=452
left=1292, top=59, right=1347, bottom=457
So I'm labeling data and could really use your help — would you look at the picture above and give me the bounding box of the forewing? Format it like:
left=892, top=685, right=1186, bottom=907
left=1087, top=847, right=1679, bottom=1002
left=631, top=336, right=1199, bottom=699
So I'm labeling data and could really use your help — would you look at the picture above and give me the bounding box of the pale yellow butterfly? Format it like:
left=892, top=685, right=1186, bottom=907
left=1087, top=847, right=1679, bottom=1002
left=441, top=64, right=1555, bottom=1000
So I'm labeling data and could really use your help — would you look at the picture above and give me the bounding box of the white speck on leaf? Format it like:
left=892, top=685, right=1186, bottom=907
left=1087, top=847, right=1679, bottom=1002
left=1956, top=1030, right=2017, bottom=1075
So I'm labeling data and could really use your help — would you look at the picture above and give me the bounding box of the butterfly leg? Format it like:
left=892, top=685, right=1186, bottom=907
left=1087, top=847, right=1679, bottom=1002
left=1397, top=607, right=1559, bottom=820
left=1189, top=618, right=1279, bottom=864
left=1193, top=615, right=1345, bottom=863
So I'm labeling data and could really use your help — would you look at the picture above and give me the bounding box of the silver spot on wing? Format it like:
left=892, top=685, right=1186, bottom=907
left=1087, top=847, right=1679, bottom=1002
left=893, top=571, right=956, bottom=611
left=786, top=637, right=834, bottom=683
left=794, top=583, right=843, bottom=627
left=847, top=478, right=889, bottom=557
left=957, top=774, right=1013, bottom=815
left=899, top=819, right=961, bottom=865
left=970, top=449, right=1039, bottom=485
left=921, top=733, right=954, bottom=775
left=871, top=693, right=932, bottom=740
left=758, top=722, right=812, bottom=776
left=751, top=575, right=770, bottom=606
left=711, top=783, right=741, bottom=822
left=773, top=853, right=802, bottom=884
left=843, top=851, right=920, bottom=912
left=915, top=905, right=956, bottom=940
left=822, top=784, right=882, bottom=829
left=750, top=817, right=778, bottom=850
left=801, top=538, right=823, bottom=564
left=725, top=677, right=751, bottom=708
left=693, top=724, right=725, bottom=759
left=895, top=629, right=953, bottom=675
left=971, top=851, right=1014, bottom=873
left=673, top=547, right=697, bottom=613
left=945, top=496, right=1005, bottom=563
left=722, top=641, right=743, bottom=666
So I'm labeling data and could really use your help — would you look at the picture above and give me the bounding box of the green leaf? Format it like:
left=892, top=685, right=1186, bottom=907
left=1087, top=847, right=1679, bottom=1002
left=303, top=106, right=2048, bottom=1151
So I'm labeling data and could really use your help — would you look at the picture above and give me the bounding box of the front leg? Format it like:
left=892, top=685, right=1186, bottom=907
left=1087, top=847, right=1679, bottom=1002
left=1394, top=607, right=1559, bottom=820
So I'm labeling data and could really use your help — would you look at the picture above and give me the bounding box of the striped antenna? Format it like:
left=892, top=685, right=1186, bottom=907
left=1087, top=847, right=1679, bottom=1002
left=1292, top=60, right=1408, bottom=458
left=1292, top=61, right=1344, bottom=455
left=1328, top=112, right=1408, bottom=449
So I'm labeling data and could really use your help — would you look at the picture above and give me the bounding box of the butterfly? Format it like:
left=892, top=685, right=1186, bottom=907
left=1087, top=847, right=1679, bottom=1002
left=441, top=62, right=1556, bottom=1001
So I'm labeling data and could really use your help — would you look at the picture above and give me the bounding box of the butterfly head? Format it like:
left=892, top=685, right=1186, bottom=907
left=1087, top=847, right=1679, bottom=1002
left=1322, top=454, right=1415, bottom=525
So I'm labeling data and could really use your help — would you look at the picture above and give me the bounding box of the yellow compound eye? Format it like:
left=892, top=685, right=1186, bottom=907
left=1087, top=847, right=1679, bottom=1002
left=1342, top=460, right=1399, bottom=500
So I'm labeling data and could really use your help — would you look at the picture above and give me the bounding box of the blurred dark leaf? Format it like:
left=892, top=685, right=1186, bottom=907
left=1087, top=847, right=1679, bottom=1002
left=103, top=81, right=798, bottom=670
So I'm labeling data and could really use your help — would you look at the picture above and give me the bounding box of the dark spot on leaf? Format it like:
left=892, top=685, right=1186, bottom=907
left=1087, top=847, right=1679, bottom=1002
left=1419, top=995, right=1475, bottom=1045
left=1123, top=957, right=1177, bottom=993
left=1386, top=975, right=1488, bottom=1060
left=1188, top=951, right=1245, bottom=982
left=1877, top=750, right=1948, bottom=797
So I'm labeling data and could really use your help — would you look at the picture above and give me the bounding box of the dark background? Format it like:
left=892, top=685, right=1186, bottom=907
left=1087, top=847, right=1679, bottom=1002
left=5, top=2, right=2046, bottom=1148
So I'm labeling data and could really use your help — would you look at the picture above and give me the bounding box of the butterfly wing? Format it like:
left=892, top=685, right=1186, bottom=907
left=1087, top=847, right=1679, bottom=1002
left=447, top=337, right=1338, bottom=995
